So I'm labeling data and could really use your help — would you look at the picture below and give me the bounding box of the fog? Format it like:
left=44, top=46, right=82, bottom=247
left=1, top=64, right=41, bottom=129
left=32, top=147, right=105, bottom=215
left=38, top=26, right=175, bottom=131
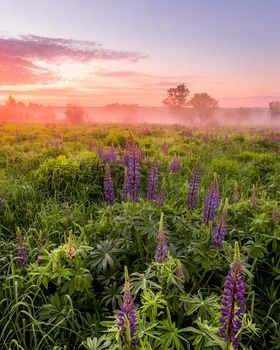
left=0, top=98, right=279, bottom=129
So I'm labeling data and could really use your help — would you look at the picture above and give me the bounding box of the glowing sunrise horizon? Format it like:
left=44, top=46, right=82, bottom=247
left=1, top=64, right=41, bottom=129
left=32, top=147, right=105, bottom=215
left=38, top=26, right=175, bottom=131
left=1, top=0, right=280, bottom=108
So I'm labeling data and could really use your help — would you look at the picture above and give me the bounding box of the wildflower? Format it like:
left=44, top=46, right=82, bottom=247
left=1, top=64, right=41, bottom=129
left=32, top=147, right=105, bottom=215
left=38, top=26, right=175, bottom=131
left=170, top=156, right=181, bottom=173
left=272, top=205, right=280, bottom=223
left=65, top=231, right=76, bottom=259
left=176, top=260, right=185, bottom=290
left=187, top=162, right=201, bottom=209
left=104, top=163, right=115, bottom=206
left=232, top=181, right=240, bottom=202
left=16, top=228, right=27, bottom=272
left=123, top=167, right=130, bottom=202
left=155, top=213, right=168, bottom=263
left=147, top=157, right=159, bottom=201
left=118, top=266, right=137, bottom=347
left=250, top=185, right=257, bottom=208
left=108, top=145, right=117, bottom=163
left=219, top=242, right=246, bottom=349
left=211, top=199, right=228, bottom=249
left=157, top=186, right=166, bottom=206
left=162, top=142, right=169, bottom=155
left=202, top=173, right=220, bottom=225
left=128, top=147, right=140, bottom=202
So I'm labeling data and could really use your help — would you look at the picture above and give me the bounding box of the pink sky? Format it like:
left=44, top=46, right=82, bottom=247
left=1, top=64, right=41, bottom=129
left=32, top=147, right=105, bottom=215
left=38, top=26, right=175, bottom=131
left=0, top=1, right=280, bottom=107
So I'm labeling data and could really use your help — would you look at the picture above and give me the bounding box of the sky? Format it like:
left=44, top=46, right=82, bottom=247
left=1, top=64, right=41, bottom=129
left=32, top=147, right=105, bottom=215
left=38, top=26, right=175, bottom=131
left=0, top=0, right=280, bottom=107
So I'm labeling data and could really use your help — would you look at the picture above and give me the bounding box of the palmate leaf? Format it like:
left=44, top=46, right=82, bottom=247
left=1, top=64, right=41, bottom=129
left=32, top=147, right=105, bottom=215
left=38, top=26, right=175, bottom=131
left=101, top=282, right=122, bottom=309
left=88, top=239, right=125, bottom=273
left=131, top=265, right=161, bottom=296
left=81, top=335, right=111, bottom=350
left=179, top=291, right=220, bottom=320
left=156, top=308, right=190, bottom=350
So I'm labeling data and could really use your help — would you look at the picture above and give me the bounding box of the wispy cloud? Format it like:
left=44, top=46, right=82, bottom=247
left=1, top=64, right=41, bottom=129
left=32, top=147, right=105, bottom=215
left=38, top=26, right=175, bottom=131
left=0, top=34, right=148, bottom=84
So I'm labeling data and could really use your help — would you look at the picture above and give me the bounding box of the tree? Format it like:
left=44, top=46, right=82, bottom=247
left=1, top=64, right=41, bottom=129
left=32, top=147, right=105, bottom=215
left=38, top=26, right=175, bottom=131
left=65, top=103, right=84, bottom=124
left=269, top=101, right=280, bottom=119
left=189, top=93, right=218, bottom=119
left=162, top=84, right=190, bottom=108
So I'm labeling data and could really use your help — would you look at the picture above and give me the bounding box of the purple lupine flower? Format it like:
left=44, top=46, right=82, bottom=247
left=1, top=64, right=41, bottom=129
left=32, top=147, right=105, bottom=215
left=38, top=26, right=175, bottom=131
left=157, top=187, right=166, bottom=207
left=162, top=142, right=169, bottom=155
left=147, top=157, right=159, bottom=201
left=232, top=181, right=240, bottom=202
left=176, top=260, right=185, bottom=290
left=123, top=167, right=129, bottom=202
left=170, top=156, right=181, bottom=173
left=219, top=242, right=246, bottom=349
left=155, top=213, right=168, bottom=263
left=16, top=228, right=27, bottom=272
left=202, top=174, right=220, bottom=225
left=96, top=146, right=105, bottom=160
left=272, top=205, right=280, bottom=223
left=118, top=266, right=137, bottom=347
left=187, top=162, right=201, bottom=209
left=108, top=145, right=117, bottom=163
left=104, top=163, right=115, bottom=206
left=250, top=186, right=257, bottom=208
left=87, top=142, right=94, bottom=151
left=128, top=147, right=140, bottom=202
left=211, top=199, right=228, bottom=250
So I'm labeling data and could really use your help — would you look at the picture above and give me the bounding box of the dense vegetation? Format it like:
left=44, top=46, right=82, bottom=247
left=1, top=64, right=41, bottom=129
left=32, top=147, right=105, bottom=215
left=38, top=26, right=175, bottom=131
left=0, top=123, right=279, bottom=350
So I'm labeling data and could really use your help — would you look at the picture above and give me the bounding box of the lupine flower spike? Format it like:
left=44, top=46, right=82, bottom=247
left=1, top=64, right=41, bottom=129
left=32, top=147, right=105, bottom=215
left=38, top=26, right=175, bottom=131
left=155, top=213, right=169, bottom=263
left=219, top=242, right=246, bottom=349
left=118, top=266, right=137, bottom=348
left=187, top=162, right=201, bottom=209
left=162, top=141, right=169, bottom=155
left=16, top=227, right=27, bottom=272
left=176, top=259, right=185, bottom=290
left=65, top=231, right=76, bottom=259
left=171, top=156, right=181, bottom=173
left=104, top=163, right=115, bottom=206
left=211, top=199, right=228, bottom=249
left=250, top=185, right=257, bottom=208
left=202, top=173, right=220, bottom=225
left=128, top=147, right=140, bottom=202
left=232, top=181, right=240, bottom=202
left=147, top=157, right=159, bottom=201
left=272, top=205, right=280, bottom=223
left=123, top=167, right=129, bottom=202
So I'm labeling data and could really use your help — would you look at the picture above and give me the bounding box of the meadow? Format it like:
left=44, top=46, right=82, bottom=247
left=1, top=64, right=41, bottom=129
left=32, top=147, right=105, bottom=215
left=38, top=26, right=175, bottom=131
left=0, top=123, right=279, bottom=350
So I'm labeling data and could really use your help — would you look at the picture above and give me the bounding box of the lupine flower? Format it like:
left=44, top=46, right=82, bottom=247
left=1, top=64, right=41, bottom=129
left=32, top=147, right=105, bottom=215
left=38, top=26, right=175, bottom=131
left=250, top=185, right=257, bottom=208
left=157, top=186, right=166, bottom=207
left=176, top=260, right=185, bottom=290
left=170, top=156, right=181, bottom=173
left=87, top=141, right=94, bottom=151
left=108, top=145, right=117, bottom=163
left=232, top=181, right=240, bottom=202
left=65, top=231, right=76, bottom=259
left=128, top=147, right=140, bottom=202
left=162, top=142, right=169, bottom=155
left=202, top=173, right=220, bottom=225
left=16, top=228, right=27, bottom=272
left=123, top=167, right=129, bottom=202
left=155, top=213, right=169, bottom=263
left=187, top=162, right=201, bottom=209
left=118, top=266, right=137, bottom=348
left=219, top=242, right=246, bottom=349
left=211, top=199, right=228, bottom=250
left=104, top=163, right=115, bottom=206
left=272, top=205, right=280, bottom=223
left=147, top=157, right=159, bottom=201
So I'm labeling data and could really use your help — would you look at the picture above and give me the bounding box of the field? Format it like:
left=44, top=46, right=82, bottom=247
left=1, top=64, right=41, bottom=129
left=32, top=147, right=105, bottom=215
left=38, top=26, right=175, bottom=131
left=0, top=123, right=280, bottom=350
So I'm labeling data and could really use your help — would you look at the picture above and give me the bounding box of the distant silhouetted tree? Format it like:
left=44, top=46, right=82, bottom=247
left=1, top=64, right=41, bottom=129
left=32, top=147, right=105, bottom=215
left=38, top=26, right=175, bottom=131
left=162, top=84, right=190, bottom=108
left=190, top=93, right=218, bottom=120
left=65, top=103, right=84, bottom=124
left=269, top=101, right=280, bottom=119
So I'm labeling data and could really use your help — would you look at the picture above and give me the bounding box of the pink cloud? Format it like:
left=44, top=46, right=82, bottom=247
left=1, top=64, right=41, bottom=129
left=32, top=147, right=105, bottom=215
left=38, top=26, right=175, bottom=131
left=0, top=34, right=148, bottom=84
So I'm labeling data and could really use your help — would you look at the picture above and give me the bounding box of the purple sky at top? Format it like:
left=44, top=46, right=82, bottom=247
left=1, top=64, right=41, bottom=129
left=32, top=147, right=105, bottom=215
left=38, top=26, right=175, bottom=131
left=0, top=0, right=280, bottom=107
